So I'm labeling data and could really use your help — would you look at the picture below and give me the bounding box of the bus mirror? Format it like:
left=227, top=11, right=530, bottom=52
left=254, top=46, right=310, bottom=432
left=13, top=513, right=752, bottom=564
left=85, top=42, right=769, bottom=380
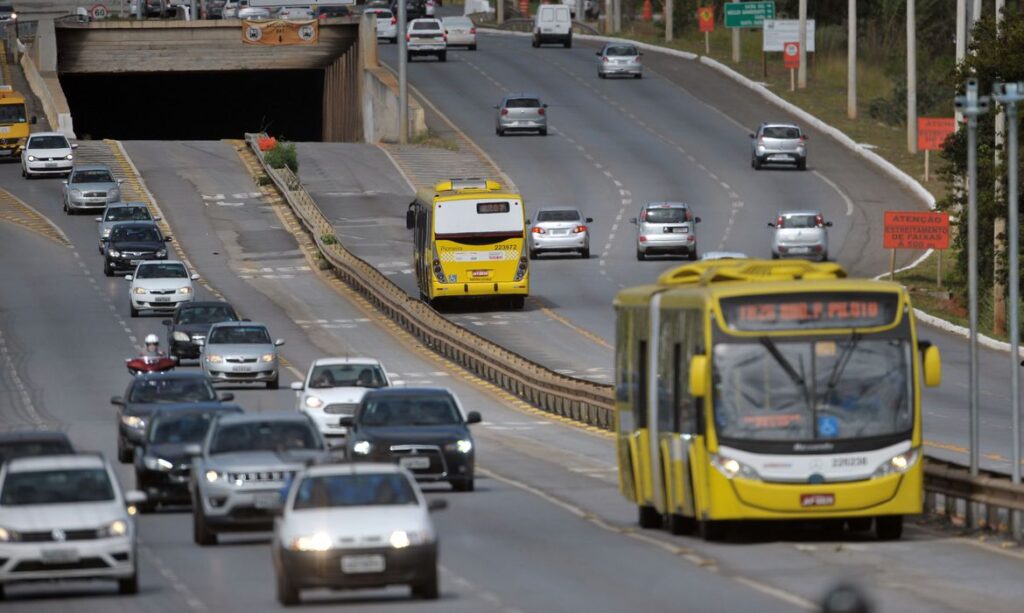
left=689, top=355, right=708, bottom=397
left=406, top=209, right=415, bottom=229
left=923, top=345, right=941, bottom=387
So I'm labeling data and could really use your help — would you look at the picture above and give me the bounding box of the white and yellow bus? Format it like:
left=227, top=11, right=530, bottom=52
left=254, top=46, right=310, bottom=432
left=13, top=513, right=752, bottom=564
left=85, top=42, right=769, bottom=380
left=406, top=178, right=529, bottom=308
left=614, top=259, right=941, bottom=540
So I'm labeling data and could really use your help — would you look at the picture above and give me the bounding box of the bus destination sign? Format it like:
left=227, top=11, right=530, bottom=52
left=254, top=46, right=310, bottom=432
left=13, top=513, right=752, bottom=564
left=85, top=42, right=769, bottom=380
left=719, top=293, right=899, bottom=331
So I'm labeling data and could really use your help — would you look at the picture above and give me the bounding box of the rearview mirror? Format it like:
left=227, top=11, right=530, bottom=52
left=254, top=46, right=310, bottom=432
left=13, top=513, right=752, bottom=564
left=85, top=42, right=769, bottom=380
left=30, top=116, right=37, bottom=124
left=274, top=339, right=285, bottom=346
left=923, top=345, right=941, bottom=387
left=767, top=222, right=776, bottom=228
left=164, top=236, right=173, bottom=242
left=694, top=217, right=702, bottom=223
left=71, top=143, right=79, bottom=149
left=466, top=411, right=482, bottom=424
left=406, top=208, right=415, bottom=229
left=290, top=381, right=304, bottom=391
left=543, top=104, right=549, bottom=108
left=595, top=51, right=601, bottom=56
left=585, top=217, right=593, bottom=223
left=190, top=274, right=200, bottom=280
left=183, top=443, right=202, bottom=457
left=62, top=180, right=68, bottom=185
left=749, top=133, right=756, bottom=139
left=825, top=221, right=833, bottom=227
left=427, top=499, right=448, bottom=512
left=117, top=179, right=124, bottom=184
left=525, top=218, right=531, bottom=225
left=110, top=396, right=125, bottom=406
left=688, top=355, right=708, bottom=397
left=219, top=392, right=235, bottom=401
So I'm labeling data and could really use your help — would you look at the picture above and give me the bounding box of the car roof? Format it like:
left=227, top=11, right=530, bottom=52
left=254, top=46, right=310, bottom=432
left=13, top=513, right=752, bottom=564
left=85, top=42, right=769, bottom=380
left=535, top=206, right=581, bottom=212
left=643, top=202, right=690, bottom=208
left=209, top=321, right=267, bottom=329
left=700, top=251, right=749, bottom=260
left=132, top=371, right=213, bottom=383
left=137, top=259, right=184, bottom=266
left=302, top=462, right=405, bottom=478
left=71, top=163, right=113, bottom=172
left=214, top=412, right=311, bottom=426
left=0, top=430, right=72, bottom=444
left=179, top=300, right=234, bottom=309
left=777, top=210, right=822, bottom=216
left=28, top=131, right=68, bottom=138
left=105, top=202, right=148, bottom=209
left=362, top=386, right=452, bottom=398
left=311, top=357, right=383, bottom=367
left=4, top=453, right=107, bottom=472
left=760, top=122, right=801, bottom=130
left=110, top=221, right=159, bottom=229
left=150, top=405, right=243, bottom=419
left=505, top=93, right=540, bottom=100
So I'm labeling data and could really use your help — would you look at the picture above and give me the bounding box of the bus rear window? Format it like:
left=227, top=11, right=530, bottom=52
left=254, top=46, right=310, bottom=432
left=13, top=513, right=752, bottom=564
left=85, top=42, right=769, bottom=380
left=477, top=202, right=510, bottom=214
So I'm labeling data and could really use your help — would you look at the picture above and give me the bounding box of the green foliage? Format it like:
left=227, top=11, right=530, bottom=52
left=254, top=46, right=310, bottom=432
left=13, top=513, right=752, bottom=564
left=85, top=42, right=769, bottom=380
left=256, top=175, right=272, bottom=186
left=321, top=233, right=339, bottom=246
left=265, top=142, right=298, bottom=173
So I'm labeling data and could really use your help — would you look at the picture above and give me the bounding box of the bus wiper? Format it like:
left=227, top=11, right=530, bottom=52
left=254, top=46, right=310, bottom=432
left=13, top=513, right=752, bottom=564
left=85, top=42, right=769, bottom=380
left=758, top=337, right=810, bottom=405
left=825, top=332, right=861, bottom=391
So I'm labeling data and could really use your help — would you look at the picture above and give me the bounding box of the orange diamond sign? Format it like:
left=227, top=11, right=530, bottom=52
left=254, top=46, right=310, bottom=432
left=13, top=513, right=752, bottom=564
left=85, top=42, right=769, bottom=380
left=698, top=7, right=714, bottom=33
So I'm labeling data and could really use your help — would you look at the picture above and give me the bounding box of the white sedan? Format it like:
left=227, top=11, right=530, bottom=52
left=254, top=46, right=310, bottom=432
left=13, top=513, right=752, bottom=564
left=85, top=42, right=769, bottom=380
left=442, top=16, right=476, bottom=50
left=125, top=260, right=198, bottom=317
left=272, top=463, right=446, bottom=605
left=291, top=357, right=391, bottom=441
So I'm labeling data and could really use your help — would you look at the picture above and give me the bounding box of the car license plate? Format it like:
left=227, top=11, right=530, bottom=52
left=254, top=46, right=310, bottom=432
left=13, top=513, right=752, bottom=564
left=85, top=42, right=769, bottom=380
left=341, top=554, right=385, bottom=574
left=154, top=297, right=171, bottom=303
left=552, top=229, right=568, bottom=236
left=254, top=492, right=281, bottom=508
left=790, top=247, right=810, bottom=254
left=130, top=259, right=142, bottom=265
left=399, top=456, right=430, bottom=470
left=46, top=162, right=58, bottom=168
left=233, top=365, right=253, bottom=372
left=41, top=548, right=79, bottom=564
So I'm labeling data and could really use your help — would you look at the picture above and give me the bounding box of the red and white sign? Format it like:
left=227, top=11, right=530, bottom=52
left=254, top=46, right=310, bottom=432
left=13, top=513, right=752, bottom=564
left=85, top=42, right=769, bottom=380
left=698, top=7, right=715, bottom=33
left=783, top=41, right=800, bottom=69
left=90, top=3, right=109, bottom=19
left=917, top=117, right=956, bottom=151
left=883, top=211, right=950, bottom=250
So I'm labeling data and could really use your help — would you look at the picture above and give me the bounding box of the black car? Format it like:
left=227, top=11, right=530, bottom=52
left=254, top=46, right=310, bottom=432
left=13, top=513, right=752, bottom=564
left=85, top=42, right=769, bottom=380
left=164, top=301, right=241, bottom=360
left=111, top=372, right=234, bottom=463
left=317, top=5, right=350, bottom=19
left=134, top=405, right=243, bottom=512
left=342, top=387, right=480, bottom=491
left=102, top=221, right=171, bottom=277
left=0, top=431, right=74, bottom=464
left=390, top=0, right=425, bottom=20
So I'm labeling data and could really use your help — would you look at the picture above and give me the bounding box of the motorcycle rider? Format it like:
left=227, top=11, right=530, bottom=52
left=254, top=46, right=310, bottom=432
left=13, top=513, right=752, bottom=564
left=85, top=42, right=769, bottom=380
left=141, top=334, right=166, bottom=358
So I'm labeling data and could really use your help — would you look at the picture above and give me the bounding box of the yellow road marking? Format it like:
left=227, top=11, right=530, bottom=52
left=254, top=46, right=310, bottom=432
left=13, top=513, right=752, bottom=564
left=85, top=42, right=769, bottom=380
left=0, top=187, right=71, bottom=246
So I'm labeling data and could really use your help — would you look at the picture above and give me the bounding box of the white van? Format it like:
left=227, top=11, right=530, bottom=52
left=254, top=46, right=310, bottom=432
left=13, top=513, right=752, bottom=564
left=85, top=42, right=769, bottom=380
left=533, top=4, right=572, bottom=48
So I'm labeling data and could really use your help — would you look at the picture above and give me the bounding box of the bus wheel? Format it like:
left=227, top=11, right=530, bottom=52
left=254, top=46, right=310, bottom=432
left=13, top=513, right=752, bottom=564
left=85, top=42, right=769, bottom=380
left=668, top=513, right=697, bottom=535
left=846, top=517, right=872, bottom=533
left=875, top=515, right=903, bottom=540
left=700, top=520, right=728, bottom=542
left=638, top=505, right=662, bottom=529
left=508, top=296, right=525, bottom=310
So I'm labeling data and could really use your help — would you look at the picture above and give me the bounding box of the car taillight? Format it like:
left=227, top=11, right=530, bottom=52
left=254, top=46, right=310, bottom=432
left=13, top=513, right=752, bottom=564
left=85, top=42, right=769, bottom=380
left=816, top=214, right=824, bottom=227
left=532, top=227, right=545, bottom=234
left=640, top=211, right=647, bottom=221
left=538, top=108, right=546, bottom=116
left=800, top=135, right=807, bottom=143
left=602, top=57, right=609, bottom=63
left=391, top=16, right=396, bottom=25
left=573, top=225, right=587, bottom=234
left=406, top=33, right=410, bottom=41
left=443, top=32, right=448, bottom=41
left=470, top=27, right=476, bottom=34
left=776, top=216, right=784, bottom=228
left=500, top=109, right=509, bottom=116
left=639, top=236, right=647, bottom=242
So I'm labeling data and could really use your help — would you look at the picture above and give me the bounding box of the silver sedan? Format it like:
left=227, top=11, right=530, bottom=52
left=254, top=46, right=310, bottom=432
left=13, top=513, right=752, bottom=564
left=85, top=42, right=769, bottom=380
left=495, top=94, right=548, bottom=136
left=202, top=322, right=285, bottom=389
left=63, top=164, right=122, bottom=214
left=597, top=43, right=642, bottom=79
left=528, top=207, right=592, bottom=258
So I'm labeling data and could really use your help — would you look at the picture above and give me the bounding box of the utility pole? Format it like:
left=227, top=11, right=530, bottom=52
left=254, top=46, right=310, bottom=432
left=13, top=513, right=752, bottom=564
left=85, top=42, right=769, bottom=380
left=955, top=78, right=990, bottom=529
left=398, top=0, right=408, bottom=144
left=497, top=0, right=503, bottom=26
left=955, top=0, right=966, bottom=122
left=797, top=0, right=807, bottom=88
left=992, top=80, right=1024, bottom=542
left=613, top=0, right=621, bottom=34
left=665, top=0, right=673, bottom=43
left=848, top=0, right=856, bottom=119
left=907, top=0, right=916, bottom=153
left=995, top=0, right=1007, bottom=337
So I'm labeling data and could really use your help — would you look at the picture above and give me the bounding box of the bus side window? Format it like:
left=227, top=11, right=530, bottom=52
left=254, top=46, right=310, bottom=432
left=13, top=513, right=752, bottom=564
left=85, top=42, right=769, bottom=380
left=670, top=342, right=683, bottom=433
left=615, top=308, right=631, bottom=403
left=677, top=310, right=701, bottom=435
left=406, top=203, right=417, bottom=229
left=636, top=340, right=647, bottom=430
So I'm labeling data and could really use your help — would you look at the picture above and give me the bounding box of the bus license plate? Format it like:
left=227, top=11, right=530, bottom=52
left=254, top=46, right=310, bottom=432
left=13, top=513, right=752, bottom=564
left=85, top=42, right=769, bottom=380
left=800, top=493, right=835, bottom=507
left=399, top=456, right=430, bottom=470
left=472, top=270, right=489, bottom=278
left=342, top=554, right=385, bottom=574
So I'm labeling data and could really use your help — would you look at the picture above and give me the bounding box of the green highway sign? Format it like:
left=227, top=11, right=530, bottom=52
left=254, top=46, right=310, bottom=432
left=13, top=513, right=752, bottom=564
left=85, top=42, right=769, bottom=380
left=724, top=1, right=776, bottom=28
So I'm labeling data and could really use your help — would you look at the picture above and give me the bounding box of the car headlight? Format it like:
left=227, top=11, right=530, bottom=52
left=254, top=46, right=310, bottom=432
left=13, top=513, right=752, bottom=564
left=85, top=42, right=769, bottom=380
left=173, top=331, right=190, bottom=342
left=872, top=448, right=920, bottom=478
left=102, top=227, right=112, bottom=237
left=389, top=530, right=412, bottom=549
left=120, top=415, right=145, bottom=430
left=110, top=187, right=120, bottom=197
left=0, top=527, right=17, bottom=542
left=26, top=155, right=35, bottom=161
left=305, top=395, right=323, bottom=409
left=445, top=439, right=473, bottom=454
left=156, top=249, right=167, bottom=258
left=99, top=519, right=129, bottom=538
left=70, top=189, right=82, bottom=197
left=66, top=154, right=74, bottom=160
left=261, top=353, right=275, bottom=363
left=206, top=354, right=223, bottom=363
left=108, top=249, right=121, bottom=258
left=352, top=440, right=371, bottom=455
left=291, top=532, right=332, bottom=552
left=179, top=287, right=192, bottom=295
left=133, top=287, right=148, bottom=295
left=204, top=469, right=223, bottom=483
left=143, top=456, right=173, bottom=471
left=710, top=453, right=760, bottom=480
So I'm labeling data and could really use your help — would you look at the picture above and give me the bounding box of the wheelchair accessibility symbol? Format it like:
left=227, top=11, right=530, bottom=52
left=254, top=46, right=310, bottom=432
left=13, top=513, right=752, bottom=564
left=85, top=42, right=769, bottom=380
left=818, top=415, right=839, bottom=438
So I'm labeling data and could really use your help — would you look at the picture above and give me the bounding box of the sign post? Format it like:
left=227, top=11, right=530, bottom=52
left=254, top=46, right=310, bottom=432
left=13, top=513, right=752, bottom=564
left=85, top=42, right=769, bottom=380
left=883, top=211, right=950, bottom=280
left=916, top=117, right=956, bottom=182
left=783, top=42, right=799, bottom=91
left=724, top=1, right=775, bottom=64
left=698, top=7, right=714, bottom=55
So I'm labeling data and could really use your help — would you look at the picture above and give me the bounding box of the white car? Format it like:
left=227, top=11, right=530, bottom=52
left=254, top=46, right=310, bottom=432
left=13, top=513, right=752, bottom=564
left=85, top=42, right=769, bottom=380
left=442, top=15, right=476, bottom=50
left=272, top=462, right=446, bottom=605
left=278, top=5, right=314, bottom=19
left=125, top=260, right=199, bottom=318
left=21, top=132, right=76, bottom=179
left=291, top=357, right=391, bottom=441
left=365, top=8, right=397, bottom=43
left=407, top=18, right=447, bottom=62
left=0, top=454, right=145, bottom=597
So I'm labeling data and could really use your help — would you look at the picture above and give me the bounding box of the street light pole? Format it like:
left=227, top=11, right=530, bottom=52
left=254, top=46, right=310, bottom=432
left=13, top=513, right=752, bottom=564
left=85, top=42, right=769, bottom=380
left=398, top=0, right=408, bottom=144
left=797, top=0, right=807, bottom=88
left=907, top=0, right=916, bottom=153
left=847, top=0, right=856, bottom=119
left=955, top=79, right=990, bottom=529
left=993, top=81, right=1024, bottom=541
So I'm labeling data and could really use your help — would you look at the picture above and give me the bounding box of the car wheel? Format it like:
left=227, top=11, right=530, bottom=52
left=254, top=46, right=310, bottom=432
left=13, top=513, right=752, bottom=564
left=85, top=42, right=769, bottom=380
left=411, top=565, right=439, bottom=600
left=636, top=248, right=645, bottom=261
left=532, top=37, right=539, bottom=48
left=700, top=519, right=728, bottom=542
left=130, top=304, right=139, bottom=318
left=469, top=44, right=477, bottom=51
left=193, top=504, right=217, bottom=546
left=875, top=515, right=903, bottom=540
left=752, top=156, right=762, bottom=170
left=528, top=248, right=537, bottom=259
left=104, top=261, right=114, bottom=276
left=496, top=128, right=505, bottom=136
left=276, top=570, right=300, bottom=606
left=846, top=517, right=872, bottom=532
left=564, top=39, right=572, bottom=49
left=407, top=52, right=413, bottom=61
left=391, top=37, right=398, bottom=44
left=117, top=437, right=132, bottom=463
left=638, top=504, right=661, bottom=529
left=267, top=377, right=279, bottom=390
left=20, top=167, right=25, bottom=178
left=581, top=247, right=590, bottom=259
left=635, top=73, right=642, bottom=79
left=688, top=249, right=698, bottom=261
left=451, top=477, right=474, bottom=492
left=796, top=159, right=807, bottom=171
left=63, top=201, right=69, bottom=214
left=598, top=72, right=606, bottom=79
left=539, top=128, right=547, bottom=136
left=771, top=253, right=779, bottom=260
left=118, top=572, right=139, bottom=595
left=438, top=52, right=446, bottom=62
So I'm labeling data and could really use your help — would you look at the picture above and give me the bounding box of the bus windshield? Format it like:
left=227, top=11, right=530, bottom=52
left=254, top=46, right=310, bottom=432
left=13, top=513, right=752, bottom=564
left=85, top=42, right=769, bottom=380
left=434, top=198, right=523, bottom=239
left=712, top=336, right=912, bottom=442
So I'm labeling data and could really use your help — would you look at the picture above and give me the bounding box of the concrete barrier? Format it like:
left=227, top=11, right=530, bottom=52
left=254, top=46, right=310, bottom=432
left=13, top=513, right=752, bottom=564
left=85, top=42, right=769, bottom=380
left=19, top=47, right=75, bottom=138
left=360, top=15, right=426, bottom=143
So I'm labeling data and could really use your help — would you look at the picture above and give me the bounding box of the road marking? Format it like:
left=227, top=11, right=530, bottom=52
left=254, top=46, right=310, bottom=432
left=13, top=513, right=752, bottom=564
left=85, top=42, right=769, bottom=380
left=811, top=170, right=856, bottom=216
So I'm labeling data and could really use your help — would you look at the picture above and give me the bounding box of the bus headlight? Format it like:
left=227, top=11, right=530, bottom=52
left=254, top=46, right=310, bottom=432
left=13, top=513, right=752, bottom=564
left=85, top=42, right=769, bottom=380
left=710, top=453, right=760, bottom=480
left=872, top=448, right=920, bottom=478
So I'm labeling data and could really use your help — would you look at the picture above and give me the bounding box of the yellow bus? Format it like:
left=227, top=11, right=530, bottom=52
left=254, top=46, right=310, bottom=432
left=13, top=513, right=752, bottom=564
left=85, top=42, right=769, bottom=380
left=614, top=259, right=941, bottom=541
left=406, top=178, right=529, bottom=309
left=0, top=86, right=36, bottom=157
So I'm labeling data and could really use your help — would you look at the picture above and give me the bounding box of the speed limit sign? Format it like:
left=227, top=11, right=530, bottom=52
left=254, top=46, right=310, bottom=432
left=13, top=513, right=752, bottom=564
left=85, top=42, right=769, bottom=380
left=90, top=3, right=109, bottom=19
left=783, top=41, right=800, bottom=69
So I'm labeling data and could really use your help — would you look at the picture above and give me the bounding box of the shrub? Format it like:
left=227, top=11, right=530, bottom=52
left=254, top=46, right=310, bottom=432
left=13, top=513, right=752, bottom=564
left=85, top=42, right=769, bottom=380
left=265, top=142, right=298, bottom=173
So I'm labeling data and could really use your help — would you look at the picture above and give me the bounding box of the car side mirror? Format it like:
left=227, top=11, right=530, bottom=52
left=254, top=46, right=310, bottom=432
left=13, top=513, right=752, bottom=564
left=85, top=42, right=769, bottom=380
left=71, top=143, right=79, bottom=149
left=190, top=274, right=200, bottom=280
left=767, top=222, right=776, bottom=228
left=427, top=499, right=448, bottom=512
left=164, top=236, right=173, bottom=242
left=595, top=51, right=601, bottom=56
left=95, top=217, right=103, bottom=222
left=694, top=217, right=702, bottom=223
left=825, top=221, right=833, bottom=227
left=338, top=415, right=355, bottom=428
left=124, top=274, right=133, bottom=281
left=274, top=339, right=285, bottom=346
left=543, top=104, right=549, bottom=108
left=124, top=490, right=147, bottom=506
left=153, top=216, right=162, bottom=222
left=111, top=395, right=125, bottom=406
left=183, top=443, right=203, bottom=457
left=585, top=217, right=593, bottom=223
left=290, top=381, right=304, bottom=391
left=162, top=319, right=172, bottom=326
left=629, top=217, right=638, bottom=224
left=749, top=133, right=756, bottom=139
left=466, top=411, right=482, bottom=424
left=219, top=392, right=235, bottom=401
left=30, top=116, right=37, bottom=124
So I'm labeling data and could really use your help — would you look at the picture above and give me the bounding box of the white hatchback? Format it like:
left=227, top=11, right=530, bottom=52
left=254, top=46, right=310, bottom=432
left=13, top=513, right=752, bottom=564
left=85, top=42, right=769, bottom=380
left=126, top=260, right=199, bottom=317
left=366, top=8, right=397, bottom=42
left=21, top=132, right=76, bottom=178
left=292, top=357, right=391, bottom=441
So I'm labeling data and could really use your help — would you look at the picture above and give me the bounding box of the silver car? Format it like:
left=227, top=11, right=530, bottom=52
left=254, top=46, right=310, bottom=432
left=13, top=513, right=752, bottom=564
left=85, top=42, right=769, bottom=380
left=597, top=43, right=642, bottom=79
left=442, top=15, right=476, bottom=50
left=202, top=322, right=285, bottom=389
left=751, top=122, right=808, bottom=170
left=63, top=164, right=122, bottom=215
left=495, top=94, right=548, bottom=137
left=96, top=202, right=156, bottom=254
left=631, top=202, right=701, bottom=261
left=528, top=207, right=592, bottom=258
left=0, top=454, right=145, bottom=596
left=768, top=210, right=832, bottom=261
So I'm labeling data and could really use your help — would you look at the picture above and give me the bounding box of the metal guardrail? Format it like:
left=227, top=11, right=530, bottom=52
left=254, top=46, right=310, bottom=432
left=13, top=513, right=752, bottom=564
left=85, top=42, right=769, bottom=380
left=245, top=133, right=1024, bottom=539
left=245, top=134, right=616, bottom=431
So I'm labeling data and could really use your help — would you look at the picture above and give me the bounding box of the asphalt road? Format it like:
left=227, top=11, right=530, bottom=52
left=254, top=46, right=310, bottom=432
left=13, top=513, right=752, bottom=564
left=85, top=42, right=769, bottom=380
left=2, top=141, right=1024, bottom=611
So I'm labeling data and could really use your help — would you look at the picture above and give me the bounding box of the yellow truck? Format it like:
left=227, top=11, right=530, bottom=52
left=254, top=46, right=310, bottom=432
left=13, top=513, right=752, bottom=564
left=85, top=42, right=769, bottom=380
left=0, top=85, right=36, bottom=157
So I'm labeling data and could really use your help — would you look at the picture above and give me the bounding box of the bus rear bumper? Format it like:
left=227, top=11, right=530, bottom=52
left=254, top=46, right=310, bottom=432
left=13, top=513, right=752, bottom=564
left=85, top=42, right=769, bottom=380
left=432, top=281, right=529, bottom=297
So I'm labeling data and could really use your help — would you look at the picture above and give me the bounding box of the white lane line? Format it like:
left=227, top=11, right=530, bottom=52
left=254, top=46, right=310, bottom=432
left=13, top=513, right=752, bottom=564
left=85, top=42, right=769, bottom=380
left=812, top=170, right=856, bottom=216
left=613, top=179, right=623, bottom=187
left=611, top=223, right=618, bottom=232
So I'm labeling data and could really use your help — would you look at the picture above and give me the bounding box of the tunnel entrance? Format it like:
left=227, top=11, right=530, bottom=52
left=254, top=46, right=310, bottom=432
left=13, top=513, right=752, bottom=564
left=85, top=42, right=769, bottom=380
left=60, top=70, right=324, bottom=141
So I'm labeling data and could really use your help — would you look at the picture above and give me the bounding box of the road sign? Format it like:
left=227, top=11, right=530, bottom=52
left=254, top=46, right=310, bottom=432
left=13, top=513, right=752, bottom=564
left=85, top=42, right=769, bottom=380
left=783, top=41, right=799, bottom=69
left=723, top=1, right=774, bottom=28
left=883, top=211, right=950, bottom=250
left=698, top=6, right=714, bottom=33
left=763, top=19, right=816, bottom=53
left=917, top=117, right=957, bottom=151
left=90, top=3, right=109, bottom=19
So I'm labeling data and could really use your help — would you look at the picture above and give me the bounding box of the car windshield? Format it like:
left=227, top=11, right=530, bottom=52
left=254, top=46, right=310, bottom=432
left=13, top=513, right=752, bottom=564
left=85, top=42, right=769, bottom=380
left=136, top=263, right=188, bottom=279
left=536, top=209, right=581, bottom=222
left=72, top=170, right=114, bottom=183
left=111, top=226, right=160, bottom=242
left=1, top=469, right=114, bottom=506
left=605, top=45, right=638, bottom=56
left=412, top=20, right=439, bottom=30
left=178, top=305, right=237, bottom=325
left=308, top=364, right=387, bottom=389
left=780, top=214, right=819, bottom=229
left=208, top=326, right=271, bottom=344
left=374, top=9, right=393, bottom=17
left=644, top=207, right=688, bottom=223
left=506, top=98, right=541, bottom=108
left=762, top=126, right=801, bottom=139
left=128, top=377, right=217, bottom=403
left=149, top=412, right=218, bottom=444
left=712, top=337, right=912, bottom=442
left=0, top=440, right=73, bottom=463
left=444, top=17, right=471, bottom=26
left=0, top=103, right=27, bottom=123
left=292, top=473, right=418, bottom=510
left=106, top=207, right=151, bottom=222
left=29, top=135, right=69, bottom=149
left=359, top=395, right=461, bottom=426
left=209, top=421, right=319, bottom=454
